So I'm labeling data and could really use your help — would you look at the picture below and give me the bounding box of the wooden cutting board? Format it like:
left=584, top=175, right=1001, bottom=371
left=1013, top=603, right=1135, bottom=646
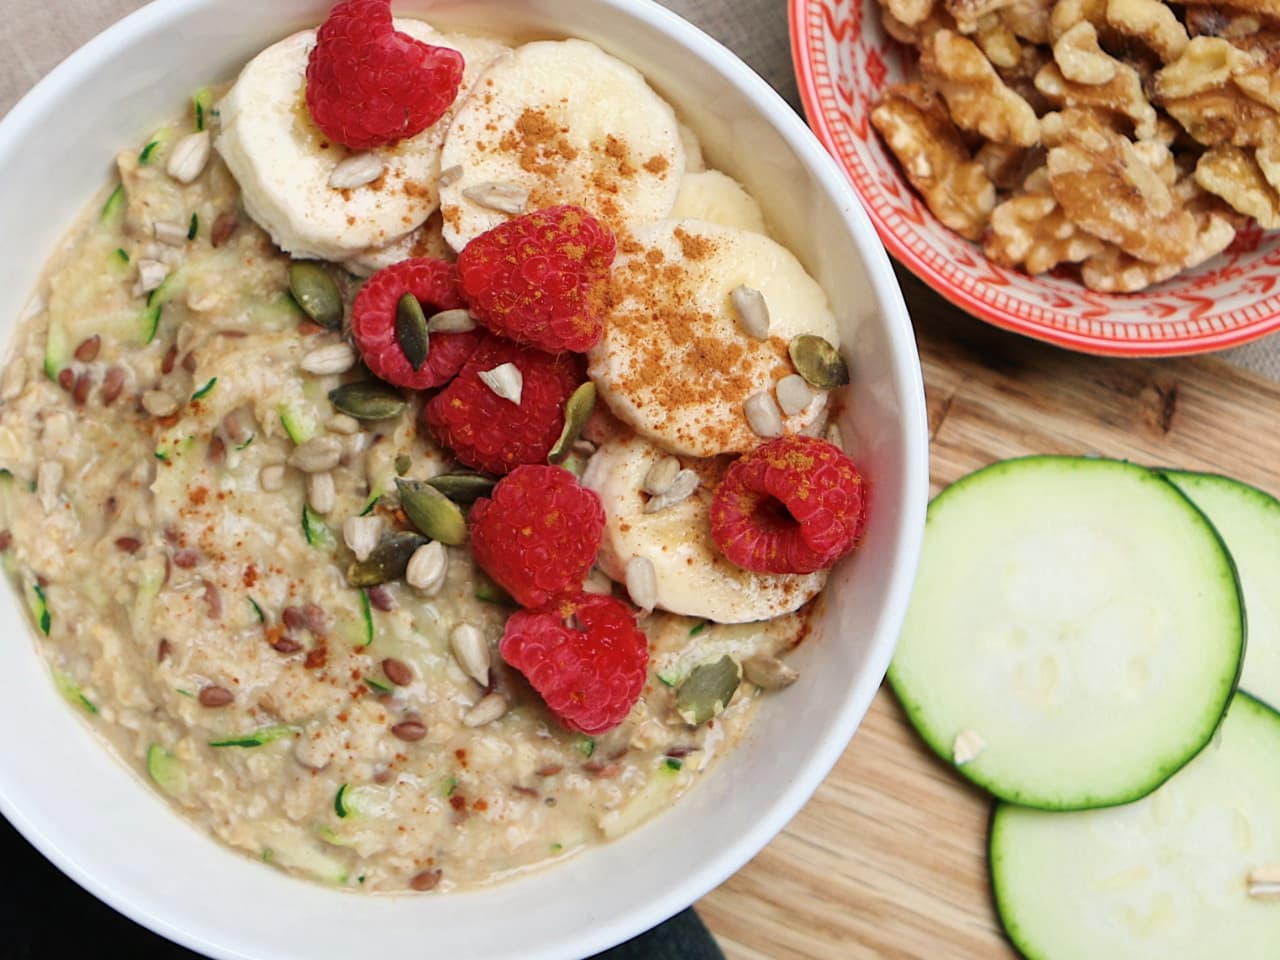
left=696, top=269, right=1280, bottom=960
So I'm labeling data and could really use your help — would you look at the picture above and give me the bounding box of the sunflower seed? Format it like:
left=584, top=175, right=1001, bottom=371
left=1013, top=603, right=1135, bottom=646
left=154, top=220, right=189, bottom=247
left=301, top=342, right=357, bottom=376
left=730, top=285, right=770, bottom=339
left=306, top=471, right=336, bottom=515
left=789, top=334, right=850, bottom=389
left=462, top=181, right=529, bottom=215
left=677, top=656, right=742, bottom=726
left=427, top=308, right=476, bottom=333
left=439, top=164, right=464, bottom=187
left=288, top=262, right=343, bottom=330
left=396, top=479, right=467, bottom=545
left=0, top=360, right=24, bottom=401
left=776, top=374, right=815, bottom=416
left=642, top=456, right=681, bottom=496
left=644, top=468, right=699, bottom=513
left=548, top=381, right=596, bottom=464
left=744, top=392, right=783, bottom=438
left=479, top=363, right=523, bottom=404
left=166, top=130, right=212, bottom=184
left=328, top=152, right=385, bottom=190
left=136, top=259, right=170, bottom=294
left=406, top=541, right=448, bottom=594
left=325, top=413, right=359, bottom=435
left=463, top=692, right=508, bottom=728
left=450, top=623, right=490, bottom=686
left=259, top=464, right=286, bottom=492
left=625, top=556, right=658, bottom=612
left=346, top=532, right=428, bottom=587
left=142, top=390, right=179, bottom=418
left=288, top=436, right=343, bottom=473
left=329, top=381, right=406, bottom=420
left=583, top=568, right=614, bottom=595
left=742, top=654, right=799, bottom=690
left=952, top=729, right=986, bottom=766
left=37, top=461, right=63, bottom=514
left=343, top=515, right=383, bottom=561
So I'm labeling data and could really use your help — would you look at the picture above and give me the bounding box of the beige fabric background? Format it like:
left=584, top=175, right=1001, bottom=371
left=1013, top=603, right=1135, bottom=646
left=2, top=0, right=1278, bottom=376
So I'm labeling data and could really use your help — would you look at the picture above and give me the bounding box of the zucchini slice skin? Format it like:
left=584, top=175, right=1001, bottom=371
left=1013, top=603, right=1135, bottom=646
left=1164, top=469, right=1280, bottom=714
left=889, top=455, right=1244, bottom=811
left=991, top=693, right=1280, bottom=960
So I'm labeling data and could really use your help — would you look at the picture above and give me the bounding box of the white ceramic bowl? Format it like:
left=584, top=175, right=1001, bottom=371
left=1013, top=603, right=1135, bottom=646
left=0, top=2, right=928, bottom=957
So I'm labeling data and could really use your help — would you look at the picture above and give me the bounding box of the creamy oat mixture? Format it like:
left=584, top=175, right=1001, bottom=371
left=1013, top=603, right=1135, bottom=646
left=0, top=17, right=844, bottom=893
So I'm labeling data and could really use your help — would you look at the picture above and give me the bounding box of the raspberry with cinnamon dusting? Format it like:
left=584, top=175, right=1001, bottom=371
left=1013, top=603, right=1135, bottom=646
left=710, top=435, right=866, bottom=574
left=457, top=205, right=615, bottom=353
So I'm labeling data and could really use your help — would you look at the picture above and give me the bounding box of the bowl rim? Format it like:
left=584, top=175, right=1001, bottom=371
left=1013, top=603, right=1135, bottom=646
left=787, top=0, right=1280, bottom=358
left=0, top=1, right=930, bottom=958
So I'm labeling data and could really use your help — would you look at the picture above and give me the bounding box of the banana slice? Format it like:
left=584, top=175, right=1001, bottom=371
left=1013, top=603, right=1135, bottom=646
left=588, top=219, right=840, bottom=458
left=438, top=38, right=684, bottom=250
left=216, top=23, right=509, bottom=261
left=672, top=170, right=767, bottom=234
left=679, top=123, right=706, bottom=173
left=344, top=213, right=452, bottom=277
left=581, top=435, right=827, bottom=624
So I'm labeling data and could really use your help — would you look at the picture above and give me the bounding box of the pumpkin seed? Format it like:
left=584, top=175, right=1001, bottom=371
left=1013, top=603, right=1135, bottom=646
left=329, top=381, right=406, bottom=420
left=789, top=334, right=849, bottom=389
left=426, top=472, right=495, bottom=503
left=396, top=293, right=430, bottom=372
left=289, top=262, right=343, bottom=330
left=548, top=382, right=596, bottom=464
left=346, top=532, right=429, bottom=587
left=676, top=656, right=742, bottom=726
left=396, top=478, right=467, bottom=545
left=395, top=454, right=413, bottom=475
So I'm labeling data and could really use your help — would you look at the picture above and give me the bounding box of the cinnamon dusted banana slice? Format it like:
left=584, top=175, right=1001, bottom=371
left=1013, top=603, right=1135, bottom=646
left=438, top=39, right=684, bottom=250
left=215, top=23, right=509, bottom=261
left=671, top=170, right=768, bottom=234
left=588, top=219, right=839, bottom=458
left=581, top=435, right=826, bottom=624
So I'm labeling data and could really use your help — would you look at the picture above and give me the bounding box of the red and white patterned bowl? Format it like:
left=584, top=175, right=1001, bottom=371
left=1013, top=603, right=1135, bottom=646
left=789, top=0, right=1280, bottom=356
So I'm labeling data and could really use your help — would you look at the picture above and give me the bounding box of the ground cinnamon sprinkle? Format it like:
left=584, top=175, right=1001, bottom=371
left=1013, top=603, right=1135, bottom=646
left=643, top=154, right=670, bottom=175
left=673, top=226, right=712, bottom=261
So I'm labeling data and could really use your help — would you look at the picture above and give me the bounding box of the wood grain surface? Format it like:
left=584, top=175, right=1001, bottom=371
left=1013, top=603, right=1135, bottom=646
left=696, top=269, right=1280, bottom=959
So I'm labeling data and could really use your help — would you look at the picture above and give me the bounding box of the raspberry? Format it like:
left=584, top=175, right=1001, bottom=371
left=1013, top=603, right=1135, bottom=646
left=351, top=258, right=478, bottom=389
left=470, top=466, right=605, bottom=608
left=709, top=435, right=866, bottom=575
left=457, top=205, right=616, bottom=353
left=421, top=334, right=586, bottom=475
left=500, top=594, right=649, bottom=735
left=305, top=0, right=465, bottom=151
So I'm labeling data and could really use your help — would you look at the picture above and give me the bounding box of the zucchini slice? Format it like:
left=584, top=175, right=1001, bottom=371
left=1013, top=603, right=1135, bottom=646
left=991, top=693, right=1280, bottom=960
left=1164, top=470, right=1280, bottom=713
left=889, top=456, right=1243, bottom=810
left=147, top=744, right=187, bottom=797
